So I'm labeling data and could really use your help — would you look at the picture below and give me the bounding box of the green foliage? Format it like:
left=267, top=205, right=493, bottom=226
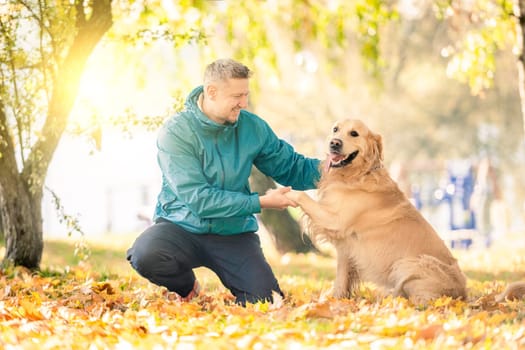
left=355, top=0, right=399, bottom=81
left=435, top=0, right=518, bottom=95
left=216, top=0, right=397, bottom=85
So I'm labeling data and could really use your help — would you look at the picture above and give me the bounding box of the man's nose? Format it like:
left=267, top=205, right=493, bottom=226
left=239, top=95, right=249, bottom=108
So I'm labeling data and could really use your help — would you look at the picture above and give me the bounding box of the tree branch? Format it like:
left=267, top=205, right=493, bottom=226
left=22, top=0, right=113, bottom=188
left=0, top=16, right=27, bottom=167
left=0, top=100, right=19, bottom=184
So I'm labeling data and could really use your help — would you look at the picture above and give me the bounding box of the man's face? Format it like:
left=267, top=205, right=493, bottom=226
left=207, top=78, right=249, bottom=125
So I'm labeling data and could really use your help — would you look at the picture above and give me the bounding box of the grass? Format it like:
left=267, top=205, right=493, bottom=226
left=41, top=235, right=133, bottom=276
left=39, top=230, right=525, bottom=291
left=1, top=228, right=524, bottom=292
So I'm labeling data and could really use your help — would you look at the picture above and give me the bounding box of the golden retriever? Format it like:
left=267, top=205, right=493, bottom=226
left=286, top=118, right=524, bottom=304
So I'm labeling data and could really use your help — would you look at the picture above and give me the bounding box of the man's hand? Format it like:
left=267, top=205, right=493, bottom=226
left=259, top=187, right=298, bottom=210
left=283, top=189, right=305, bottom=204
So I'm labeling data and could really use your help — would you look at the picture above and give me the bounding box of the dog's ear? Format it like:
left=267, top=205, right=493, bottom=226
left=372, top=132, right=384, bottom=161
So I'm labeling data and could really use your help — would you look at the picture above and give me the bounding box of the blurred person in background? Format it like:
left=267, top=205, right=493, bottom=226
left=126, top=58, right=321, bottom=305
left=471, top=156, right=501, bottom=247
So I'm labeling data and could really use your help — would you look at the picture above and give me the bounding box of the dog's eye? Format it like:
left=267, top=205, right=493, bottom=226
left=350, top=130, right=359, bottom=137
left=333, top=126, right=339, bottom=133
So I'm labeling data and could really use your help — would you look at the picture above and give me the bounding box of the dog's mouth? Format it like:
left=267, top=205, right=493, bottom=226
left=328, top=150, right=359, bottom=168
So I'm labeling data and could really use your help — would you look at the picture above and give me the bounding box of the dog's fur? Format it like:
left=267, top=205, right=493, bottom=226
left=286, top=119, right=524, bottom=304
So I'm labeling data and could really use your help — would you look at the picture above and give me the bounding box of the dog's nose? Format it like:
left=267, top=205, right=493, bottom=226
left=330, top=138, right=343, bottom=152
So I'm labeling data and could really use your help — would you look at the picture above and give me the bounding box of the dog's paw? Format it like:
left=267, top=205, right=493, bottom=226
left=332, top=288, right=352, bottom=299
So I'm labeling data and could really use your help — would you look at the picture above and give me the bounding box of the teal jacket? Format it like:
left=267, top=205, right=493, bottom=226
left=153, top=86, right=321, bottom=235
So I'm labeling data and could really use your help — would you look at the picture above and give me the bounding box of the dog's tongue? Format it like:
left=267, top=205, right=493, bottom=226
left=324, top=153, right=346, bottom=171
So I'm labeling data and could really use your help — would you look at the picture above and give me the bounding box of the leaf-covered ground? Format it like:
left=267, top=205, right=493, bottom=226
left=1, top=232, right=524, bottom=349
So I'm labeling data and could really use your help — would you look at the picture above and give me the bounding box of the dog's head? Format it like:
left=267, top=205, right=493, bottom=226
left=325, top=119, right=383, bottom=173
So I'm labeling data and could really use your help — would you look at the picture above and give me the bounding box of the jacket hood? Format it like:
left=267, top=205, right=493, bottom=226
left=185, top=86, right=239, bottom=132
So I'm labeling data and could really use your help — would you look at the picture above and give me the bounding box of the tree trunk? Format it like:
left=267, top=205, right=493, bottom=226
left=0, top=179, right=43, bottom=269
left=0, top=102, right=43, bottom=268
left=250, top=167, right=318, bottom=254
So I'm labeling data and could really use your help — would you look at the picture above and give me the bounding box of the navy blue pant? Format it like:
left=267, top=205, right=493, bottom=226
left=126, top=219, right=283, bottom=305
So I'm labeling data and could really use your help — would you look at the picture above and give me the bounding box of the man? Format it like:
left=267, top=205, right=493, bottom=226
left=127, top=58, right=321, bottom=305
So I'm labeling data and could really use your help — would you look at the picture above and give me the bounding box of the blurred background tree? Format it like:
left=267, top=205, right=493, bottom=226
left=1, top=0, right=524, bottom=269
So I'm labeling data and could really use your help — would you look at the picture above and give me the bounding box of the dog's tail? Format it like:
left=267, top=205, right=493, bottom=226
left=495, top=281, right=525, bottom=302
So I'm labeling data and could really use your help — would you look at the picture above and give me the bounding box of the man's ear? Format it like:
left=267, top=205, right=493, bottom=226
left=205, top=84, right=217, bottom=99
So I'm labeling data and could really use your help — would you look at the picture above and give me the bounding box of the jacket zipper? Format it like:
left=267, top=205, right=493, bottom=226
left=215, top=130, right=226, bottom=188
left=209, top=129, right=226, bottom=232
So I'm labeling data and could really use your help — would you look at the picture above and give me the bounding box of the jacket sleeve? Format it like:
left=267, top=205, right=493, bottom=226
left=157, top=124, right=261, bottom=219
left=253, top=120, right=321, bottom=190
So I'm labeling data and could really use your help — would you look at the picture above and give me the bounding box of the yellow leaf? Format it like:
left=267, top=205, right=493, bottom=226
left=377, top=324, right=411, bottom=337
left=31, top=291, right=43, bottom=305
left=19, top=298, right=45, bottom=321
left=93, top=281, right=116, bottom=295
left=433, top=296, right=453, bottom=308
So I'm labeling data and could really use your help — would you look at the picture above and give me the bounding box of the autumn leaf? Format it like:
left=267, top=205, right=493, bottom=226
left=414, top=324, right=444, bottom=340
left=299, top=301, right=334, bottom=319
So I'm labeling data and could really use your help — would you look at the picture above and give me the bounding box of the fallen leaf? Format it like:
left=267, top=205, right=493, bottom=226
left=414, top=324, right=444, bottom=340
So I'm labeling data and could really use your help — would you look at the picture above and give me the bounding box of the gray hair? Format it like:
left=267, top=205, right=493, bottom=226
left=203, top=58, right=252, bottom=85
